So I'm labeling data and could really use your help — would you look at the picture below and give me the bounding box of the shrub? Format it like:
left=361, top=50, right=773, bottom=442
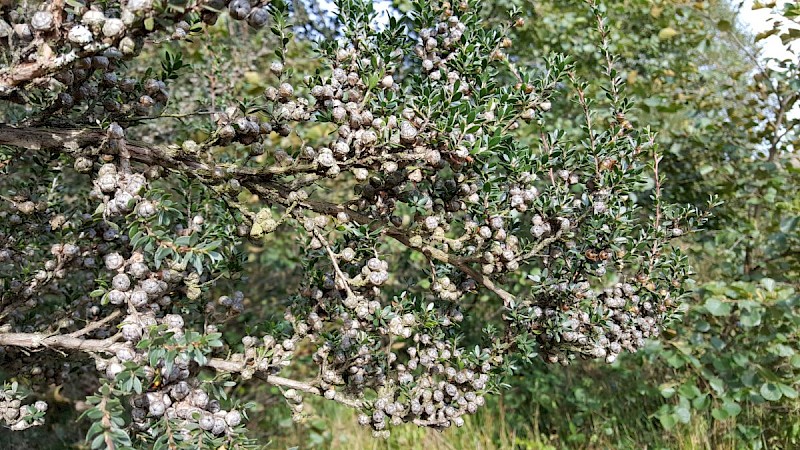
left=0, top=0, right=706, bottom=447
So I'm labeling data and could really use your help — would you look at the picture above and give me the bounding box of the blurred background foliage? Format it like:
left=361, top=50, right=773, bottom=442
left=2, top=0, right=799, bottom=448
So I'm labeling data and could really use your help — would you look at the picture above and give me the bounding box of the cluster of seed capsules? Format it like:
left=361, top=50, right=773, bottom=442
left=130, top=386, right=244, bottom=437
left=104, top=320, right=296, bottom=437
left=0, top=231, right=83, bottom=301
left=3, top=1, right=275, bottom=115
left=336, top=313, right=495, bottom=435
left=207, top=61, right=315, bottom=148
left=77, top=150, right=260, bottom=436
left=254, top=10, right=525, bottom=434
left=415, top=9, right=470, bottom=76
left=15, top=2, right=160, bottom=117
left=101, top=344, right=247, bottom=437
left=516, top=279, right=672, bottom=365
left=238, top=334, right=298, bottom=378
left=293, top=237, right=500, bottom=435
left=0, top=390, right=47, bottom=431
left=93, top=279, right=263, bottom=439
left=2, top=205, right=118, bottom=392
left=89, top=162, right=148, bottom=218
left=0, top=0, right=692, bottom=442
left=304, top=54, right=422, bottom=180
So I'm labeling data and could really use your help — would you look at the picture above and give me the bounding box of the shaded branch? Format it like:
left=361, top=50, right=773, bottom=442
left=0, top=330, right=363, bottom=409
left=0, top=124, right=316, bottom=180
left=0, top=42, right=109, bottom=97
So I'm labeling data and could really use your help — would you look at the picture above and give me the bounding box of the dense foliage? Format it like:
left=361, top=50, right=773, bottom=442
left=0, top=0, right=798, bottom=449
left=0, top=0, right=710, bottom=447
left=489, top=0, right=800, bottom=448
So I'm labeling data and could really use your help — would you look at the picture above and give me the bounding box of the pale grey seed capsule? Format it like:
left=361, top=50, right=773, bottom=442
left=212, top=418, right=226, bottom=435
left=102, top=18, right=124, bottom=38
left=137, top=201, right=156, bottom=218
left=131, top=407, right=146, bottom=422
left=116, top=347, right=135, bottom=362
left=74, top=156, right=93, bottom=173
left=270, top=61, right=284, bottom=74
left=121, top=323, right=142, bottom=342
left=130, top=290, right=148, bottom=308
left=229, top=0, right=251, bottom=20
left=148, top=401, right=166, bottom=417
left=119, top=37, right=137, bottom=55
left=225, top=410, right=242, bottom=427
left=106, top=362, right=124, bottom=380
left=191, top=390, right=209, bottom=409
left=68, top=25, right=93, bottom=44
left=199, top=412, right=214, bottom=430
left=141, top=279, right=163, bottom=297
left=400, top=121, right=418, bottom=142
left=98, top=174, right=117, bottom=192
left=81, top=12, right=105, bottom=29
left=108, top=290, right=127, bottom=305
left=104, top=253, right=124, bottom=270
left=278, top=83, right=294, bottom=98
left=127, top=0, right=152, bottom=11
left=163, top=314, right=184, bottom=330
left=31, top=12, right=55, bottom=31
left=248, top=8, right=269, bottom=28
left=112, top=273, right=131, bottom=291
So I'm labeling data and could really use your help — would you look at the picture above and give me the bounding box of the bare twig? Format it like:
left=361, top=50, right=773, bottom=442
left=69, top=310, right=122, bottom=338
left=312, top=227, right=358, bottom=301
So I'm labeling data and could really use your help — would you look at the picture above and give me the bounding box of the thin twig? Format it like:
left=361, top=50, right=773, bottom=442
left=70, top=310, right=122, bottom=338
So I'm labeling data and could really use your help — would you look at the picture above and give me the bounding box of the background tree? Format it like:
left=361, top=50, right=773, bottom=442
left=460, top=1, right=800, bottom=448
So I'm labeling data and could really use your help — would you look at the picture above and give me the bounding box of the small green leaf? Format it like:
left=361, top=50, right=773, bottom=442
left=760, top=383, right=783, bottom=401
left=674, top=405, right=691, bottom=424
left=692, top=394, right=710, bottom=410
left=678, top=382, right=701, bottom=399
left=660, top=384, right=676, bottom=398
left=708, top=376, right=726, bottom=395
left=704, top=297, right=732, bottom=316
left=154, top=245, right=171, bottom=269
left=91, top=433, right=105, bottom=449
left=656, top=409, right=677, bottom=430
left=711, top=407, right=729, bottom=420
left=779, top=383, right=798, bottom=399
left=723, top=400, right=741, bottom=417
left=739, top=309, right=762, bottom=327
